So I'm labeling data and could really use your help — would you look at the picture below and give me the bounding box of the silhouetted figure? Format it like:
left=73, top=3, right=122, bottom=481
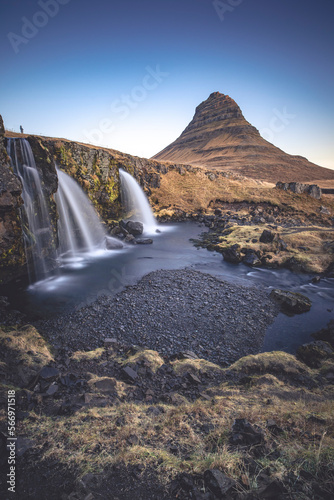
left=20, top=125, right=23, bottom=134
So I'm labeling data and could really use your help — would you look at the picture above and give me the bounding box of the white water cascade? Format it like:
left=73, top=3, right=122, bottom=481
left=7, top=138, right=121, bottom=284
left=6, top=138, right=57, bottom=282
left=55, top=168, right=107, bottom=260
left=119, top=169, right=157, bottom=233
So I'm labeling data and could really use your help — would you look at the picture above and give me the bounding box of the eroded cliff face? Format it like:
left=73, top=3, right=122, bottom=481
left=27, top=135, right=195, bottom=223
left=0, top=118, right=25, bottom=283
left=1, top=127, right=196, bottom=283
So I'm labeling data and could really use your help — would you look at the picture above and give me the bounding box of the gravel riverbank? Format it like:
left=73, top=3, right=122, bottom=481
left=37, top=269, right=279, bottom=365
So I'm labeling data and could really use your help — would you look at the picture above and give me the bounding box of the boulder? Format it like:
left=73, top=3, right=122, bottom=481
left=230, top=418, right=265, bottom=446
left=260, top=229, right=275, bottom=243
left=243, top=251, right=261, bottom=267
left=297, top=341, right=333, bottom=368
left=39, top=366, right=59, bottom=382
left=105, top=237, right=123, bottom=250
left=308, top=184, right=322, bottom=200
left=92, top=377, right=117, bottom=393
left=204, top=469, right=236, bottom=498
left=270, top=289, right=312, bottom=314
left=122, top=366, right=138, bottom=382
left=136, top=238, right=153, bottom=244
left=312, top=320, right=334, bottom=348
left=124, top=234, right=136, bottom=244
left=126, top=221, right=144, bottom=236
left=222, top=244, right=242, bottom=264
left=289, top=182, right=308, bottom=194
left=320, top=205, right=330, bottom=215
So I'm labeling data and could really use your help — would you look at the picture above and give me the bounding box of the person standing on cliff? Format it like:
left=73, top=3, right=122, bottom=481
left=20, top=125, right=23, bottom=134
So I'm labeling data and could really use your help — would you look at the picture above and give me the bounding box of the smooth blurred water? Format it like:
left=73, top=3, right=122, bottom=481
left=3, top=222, right=334, bottom=354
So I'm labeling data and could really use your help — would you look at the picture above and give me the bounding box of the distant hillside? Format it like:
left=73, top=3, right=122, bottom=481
left=152, top=92, right=334, bottom=185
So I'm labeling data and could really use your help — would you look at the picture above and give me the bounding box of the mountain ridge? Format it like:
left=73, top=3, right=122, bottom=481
left=152, top=92, right=334, bottom=184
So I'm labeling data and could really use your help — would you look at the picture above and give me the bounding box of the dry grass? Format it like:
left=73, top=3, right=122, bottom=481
left=151, top=170, right=334, bottom=216
left=0, top=325, right=53, bottom=374
left=71, top=348, right=105, bottom=362
left=209, top=224, right=334, bottom=273
left=19, top=376, right=334, bottom=488
left=171, top=358, right=223, bottom=376
left=229, top=351, right=314, bottom=378
left=124, top=350, right=164, bottom=373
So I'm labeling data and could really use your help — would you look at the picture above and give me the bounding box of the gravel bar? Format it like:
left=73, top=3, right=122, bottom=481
left=37, top=269, right=279, bottom=365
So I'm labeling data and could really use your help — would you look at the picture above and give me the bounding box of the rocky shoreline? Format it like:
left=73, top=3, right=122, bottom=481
left=36, top=269, right=279, bottom=366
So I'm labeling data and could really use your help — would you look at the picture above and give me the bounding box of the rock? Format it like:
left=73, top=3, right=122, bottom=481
left=104, top=338, right=118, bottom=349
left=46, top=382, right=59, bottom=396
left=270, top=289, right=312, bottom=314
left=109, top=225, right=123, bottom=236
left=204, top=469, right=236, bottom=497
left=39, top=366, right=59, bottom=382
left=308, top=184, right=322, bottom=199
left=243, top=252, right=261, bottom=267
left=60, top=373, right=77, bottom=387
left=284, top=256, right=307, bottom=273
left=83, top=394, right=110, bottom=407
left=259, top=229, right=275, bottom=243
left=312, top=320, right=334, bottom=348
left=289, top=182, right=308, bottom=195
left=297, top=341, right=333, bottom=368
left=92, top=377, right=117, bottom=393
left=136, top=238, right=153, bottom=244
left=179, top=351, right=199, bottom=360
left=230, top=418, right=265, bottom=446
left=186, top=372, right=201, bottom=385
left=257, top=473, right=287, bottom=499
left=105, top=237, right=123, bottom=250
left=122, top=366, right=138, bottom=382
left=16, top=437, right=35, bottom=457
left=311, top=276, right=321, bottom=283
left=276, top=181, right=322, bottom=200
left=266, top=419, right=283, bottom=435
left=277, top=238, right=287, bottom=251
left=126, top=221, right=144, bottom=236
left=124, top=234, right=136, bottom=244
left=320, top=205, right=330, bottom=215
left=223, top=244, right=242, bottom=264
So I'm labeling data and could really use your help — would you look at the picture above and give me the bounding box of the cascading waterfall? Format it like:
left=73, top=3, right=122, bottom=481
left=55, top=168, right=106, bottom=259
left=7, top=138, right=120, bottom=284
left=119, top=168, right=157, bottom=233
left=6, top=138, right=57, bottom=282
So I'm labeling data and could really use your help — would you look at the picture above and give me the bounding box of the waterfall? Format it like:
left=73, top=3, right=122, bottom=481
left=55, top=168, right=106, bottom=259
left=119, top=169, right=157, bottom=233
left=6, top=138, right=57, bottom=282
left=7, top=138, right=120, bottom=284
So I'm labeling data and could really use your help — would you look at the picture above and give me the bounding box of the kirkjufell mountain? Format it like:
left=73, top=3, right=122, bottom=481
left=153, top=92, right=334, bottom=184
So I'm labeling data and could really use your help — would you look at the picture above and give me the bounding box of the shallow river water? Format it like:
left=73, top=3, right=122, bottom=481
left=5, top=222, right=334, bottom=354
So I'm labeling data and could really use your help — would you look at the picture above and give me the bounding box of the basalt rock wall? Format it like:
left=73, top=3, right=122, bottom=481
left=0, top=118, right=25, bottom=283
left=25, top=135, right=199, bottom=223
left=1, top=126, right=199, bottom=283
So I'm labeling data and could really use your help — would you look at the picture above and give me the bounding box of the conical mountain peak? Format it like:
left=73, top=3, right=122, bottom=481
left=153, top=93, right=334, bottom=183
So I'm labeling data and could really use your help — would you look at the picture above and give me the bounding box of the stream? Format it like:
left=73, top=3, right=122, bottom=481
left=4, top=222, right=334, bottom=355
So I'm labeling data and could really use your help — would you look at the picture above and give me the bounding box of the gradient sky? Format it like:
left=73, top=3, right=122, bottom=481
left=1, top=0, right=333, bottom=169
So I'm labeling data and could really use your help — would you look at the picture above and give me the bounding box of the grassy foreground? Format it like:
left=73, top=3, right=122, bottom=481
left=1, top=325, right=334, bottom=499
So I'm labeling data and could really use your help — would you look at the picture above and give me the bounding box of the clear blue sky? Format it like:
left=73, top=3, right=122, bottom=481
left=1, top=0, right=333, bottom=169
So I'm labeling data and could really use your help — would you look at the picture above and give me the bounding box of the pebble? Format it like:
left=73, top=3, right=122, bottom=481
left=36, top=269, right=279, bottom=366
